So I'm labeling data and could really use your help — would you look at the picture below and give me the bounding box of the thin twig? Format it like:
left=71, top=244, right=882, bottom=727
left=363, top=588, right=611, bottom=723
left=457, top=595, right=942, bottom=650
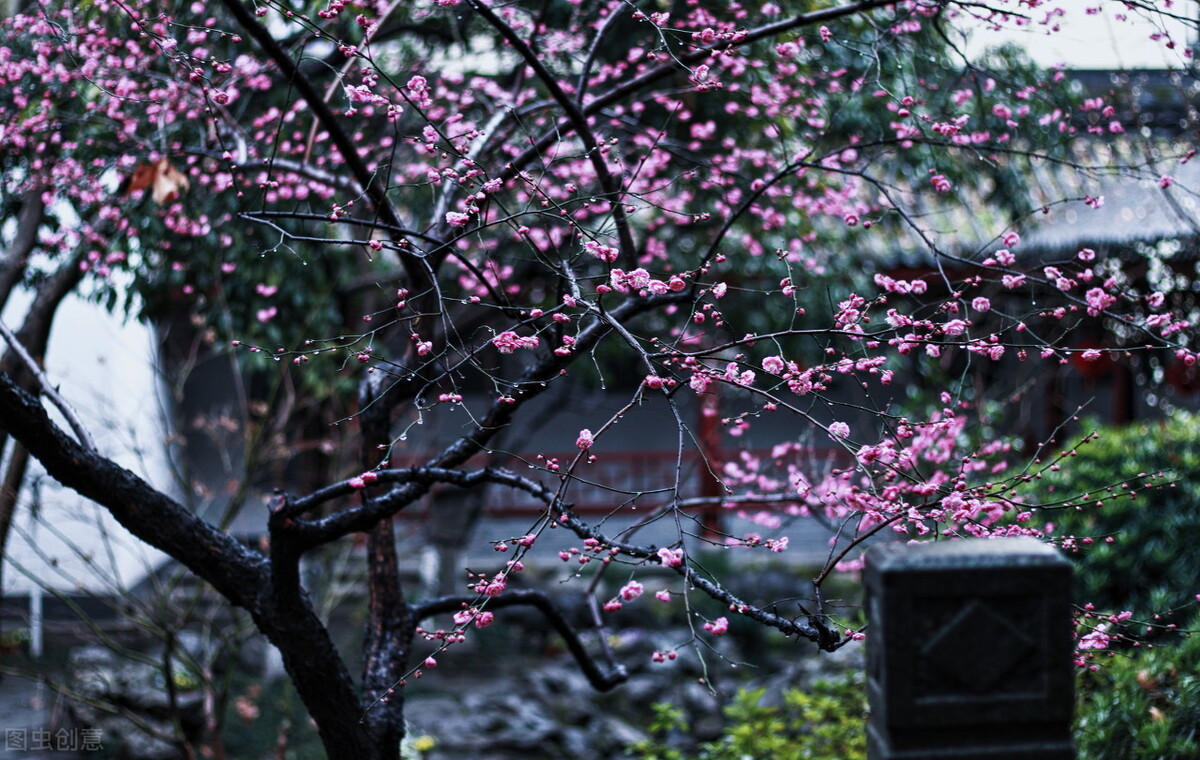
left=0, top=320, right=95, bottom=452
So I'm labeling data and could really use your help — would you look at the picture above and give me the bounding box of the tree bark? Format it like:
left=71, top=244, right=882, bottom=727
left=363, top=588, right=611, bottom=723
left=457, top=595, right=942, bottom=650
left=0, top=185, right=42, bottom=311
left=0, top=443, right=30, bottom=600
left=358, top=375, right=410, bottom=759
left=251, top=572, right=381, bottom=758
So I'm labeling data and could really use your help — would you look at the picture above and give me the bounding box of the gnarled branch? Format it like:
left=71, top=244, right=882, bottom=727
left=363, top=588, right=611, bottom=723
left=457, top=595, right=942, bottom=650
left=0, top=371, right=268, bottom=611
left=413, top=588, right=628, bottom=691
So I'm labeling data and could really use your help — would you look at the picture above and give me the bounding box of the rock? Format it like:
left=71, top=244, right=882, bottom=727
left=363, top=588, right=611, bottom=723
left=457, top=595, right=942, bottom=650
left=755, top=640, right=865, bottom=708
left=584, top=714, right=648, bottom=753
left=483, top=693, right=559, bottom=750
left=559, top=725, right=591, bottom=758
left=519, top=662, right=593, bottom=724
left=67, top=645, right=205, bottom=760
left=114, top=731, right=182, bottom=760
left=402, top=609, right=855, bottom=760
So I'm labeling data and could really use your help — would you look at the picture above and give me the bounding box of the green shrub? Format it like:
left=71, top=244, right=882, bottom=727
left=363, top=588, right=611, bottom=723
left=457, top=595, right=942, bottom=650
left=1032, top=413, right=1200, bottom=618
left=1075, top=618, right=1200, bottom=760
left=1023, top=412, right=1200, bottom=757
left=626, top=628, right=1200, bottom=760
left=627, top=672, right=868, bottom=760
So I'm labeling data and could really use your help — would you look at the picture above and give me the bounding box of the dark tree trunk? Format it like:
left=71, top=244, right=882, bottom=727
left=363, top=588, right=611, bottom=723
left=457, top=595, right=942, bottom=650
left=0, top=372, right=387, bottom=757
left=359, top=375, right=411, bottom=759
left=252, top=586, right=381, bottom=758
left=0, top=443, right=30, bottom=601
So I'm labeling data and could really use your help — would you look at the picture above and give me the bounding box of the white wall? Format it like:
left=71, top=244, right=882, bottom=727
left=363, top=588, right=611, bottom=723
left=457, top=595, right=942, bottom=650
left=2, top=293, right=170, bottom=595
left=959, top=3, right=1195, bottom=69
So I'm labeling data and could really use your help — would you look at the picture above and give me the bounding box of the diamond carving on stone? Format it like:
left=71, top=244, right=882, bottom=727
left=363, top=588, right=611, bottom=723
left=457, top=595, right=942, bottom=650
left=921, top=599, right=1034, bottom=692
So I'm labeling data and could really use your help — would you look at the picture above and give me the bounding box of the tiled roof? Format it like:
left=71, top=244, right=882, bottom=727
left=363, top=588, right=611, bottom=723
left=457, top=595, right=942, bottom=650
left=867, top=137, right=1200, bottom=271
left=868, top=68, right=1200, bottom=269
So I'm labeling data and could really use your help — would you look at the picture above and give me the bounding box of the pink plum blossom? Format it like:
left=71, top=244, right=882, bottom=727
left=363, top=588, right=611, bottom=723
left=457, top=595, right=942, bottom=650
left=657, top=547, right=684, bottom=567
left=704, top=616, right=729, bottom=635
left=492, top=331, right=539, bottom=354
left=1085, top=288, right=1116, bottom=315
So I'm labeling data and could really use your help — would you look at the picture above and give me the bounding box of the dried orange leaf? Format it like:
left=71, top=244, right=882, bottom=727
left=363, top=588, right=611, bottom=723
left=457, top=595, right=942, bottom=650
left=125, top=162, right=157, bottom=195
left=150, top=157, right=189, bottom=205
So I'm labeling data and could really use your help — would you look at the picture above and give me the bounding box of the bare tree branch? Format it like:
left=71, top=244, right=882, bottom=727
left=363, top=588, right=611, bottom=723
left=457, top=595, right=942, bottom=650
left=412, top=588, right=629, bottom=691
left=0, top=319, right=96, bottom=452
left=216, top=0, right=410, bottom=241
left=0, top=370, right=267, bottom=610
left=500, top=0, right=899, bottom=180
left=467, top=0, right=638, bottom=262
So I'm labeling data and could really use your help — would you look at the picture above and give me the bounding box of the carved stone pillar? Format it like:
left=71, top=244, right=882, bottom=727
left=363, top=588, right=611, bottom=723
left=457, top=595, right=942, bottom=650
left=865, top=537, right=1074, bottom=759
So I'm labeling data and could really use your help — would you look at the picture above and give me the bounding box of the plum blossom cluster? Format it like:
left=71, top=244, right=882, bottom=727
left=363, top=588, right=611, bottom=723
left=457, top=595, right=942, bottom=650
left=703, top=616, right=729, bottom=636
left=1072, top=607, right=1141, bottom=668
left=558, top=537, right=621, bottom=567
left=603, top=580, right=645, bottom=612
left=491, top=331, right=539, bottom=354
left=608, top=268, right=689, bottom=295
left=719, top=403, right=1032, bottom=568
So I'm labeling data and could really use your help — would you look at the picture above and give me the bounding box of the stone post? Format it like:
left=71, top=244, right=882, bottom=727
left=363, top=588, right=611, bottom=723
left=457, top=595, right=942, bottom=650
left=865, top=537, right=1074, bottom=759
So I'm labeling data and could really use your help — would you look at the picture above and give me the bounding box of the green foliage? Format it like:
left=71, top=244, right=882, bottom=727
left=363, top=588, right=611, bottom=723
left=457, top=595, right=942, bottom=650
left=0, top=626, right=29, bottom=652
left=1031, top=413, right=1200, bottom=618
left=627, top=673, right=868, bottom=760
left=627, top=641, right=1200, bottom=760
left=1076, top=618, right=1200, bottom=760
